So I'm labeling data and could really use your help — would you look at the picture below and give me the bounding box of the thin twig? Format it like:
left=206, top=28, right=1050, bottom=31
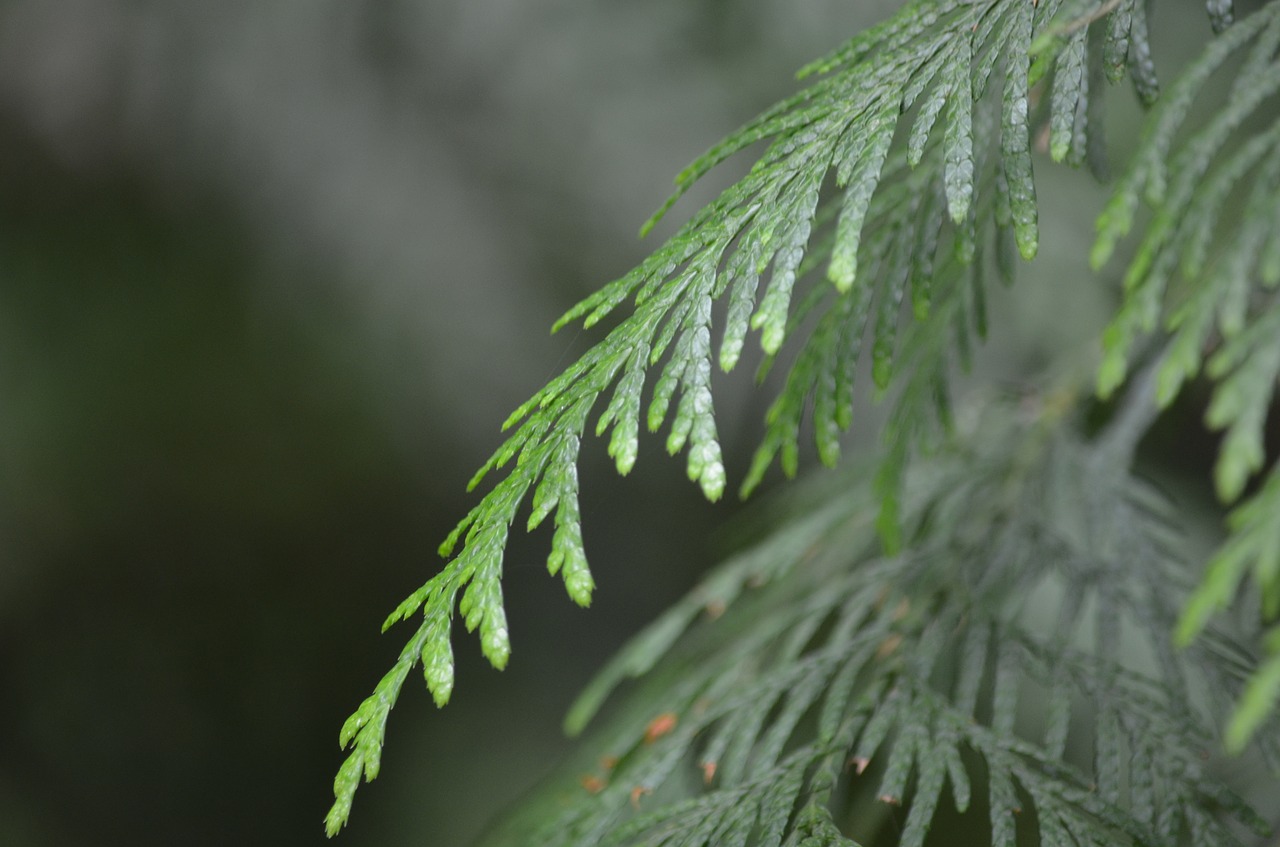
left=1092, top=347, right=1164, bottom=467
left=1049, top=0, right=1126, bottom=40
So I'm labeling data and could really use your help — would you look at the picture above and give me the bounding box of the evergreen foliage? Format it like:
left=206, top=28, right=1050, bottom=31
left=327, top=0, right=1280, bottom=841
left=474, top=393, right=1275, bottom=847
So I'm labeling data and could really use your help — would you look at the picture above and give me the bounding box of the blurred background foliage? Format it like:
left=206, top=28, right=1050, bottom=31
left=0, top=1, right=1245, bottom=845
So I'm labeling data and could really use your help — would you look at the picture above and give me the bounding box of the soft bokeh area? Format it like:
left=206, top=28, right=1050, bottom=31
left=0, top=2, right=1230, bottom=846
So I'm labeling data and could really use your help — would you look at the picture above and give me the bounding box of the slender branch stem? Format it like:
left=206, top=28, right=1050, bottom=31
left=1092, top=349, right=1164, bottom=467
left=1051, top=0, right=1126, bottom=39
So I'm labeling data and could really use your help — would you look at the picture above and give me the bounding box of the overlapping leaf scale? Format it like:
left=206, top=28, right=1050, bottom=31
left=1096, top=0, right=1159, bottom=101
left=1048, top=26, right=1089, bottom=163
left=999, top=0, right=1039, bottom=260
left=476, top=403, right=1271, bottom=847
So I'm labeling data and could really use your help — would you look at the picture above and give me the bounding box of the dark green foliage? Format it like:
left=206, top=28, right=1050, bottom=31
left=473, top=399, right=1273, bottom=847
left=328, top=0, right=1280, bottom=838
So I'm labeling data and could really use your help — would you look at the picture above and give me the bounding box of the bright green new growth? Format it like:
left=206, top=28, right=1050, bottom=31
left=328, top=0, right=1280, bottom=837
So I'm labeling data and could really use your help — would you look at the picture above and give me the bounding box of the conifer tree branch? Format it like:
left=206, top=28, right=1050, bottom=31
left=474, top=398, right=1274, bottom=847
left=1090, top=0, right=1280, bottom=754
left=327, top=0, right=1280, bottom=834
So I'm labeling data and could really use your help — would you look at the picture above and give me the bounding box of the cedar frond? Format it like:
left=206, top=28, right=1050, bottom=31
left=328, top=0, right=1280, bottom=832
left=1090, top=0, right=1280, bottom=752
left=476, top=398, right=1274, bottom=847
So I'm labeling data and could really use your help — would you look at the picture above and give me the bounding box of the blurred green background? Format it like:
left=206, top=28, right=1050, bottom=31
left=0, top=1, right=1247, bottom=845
